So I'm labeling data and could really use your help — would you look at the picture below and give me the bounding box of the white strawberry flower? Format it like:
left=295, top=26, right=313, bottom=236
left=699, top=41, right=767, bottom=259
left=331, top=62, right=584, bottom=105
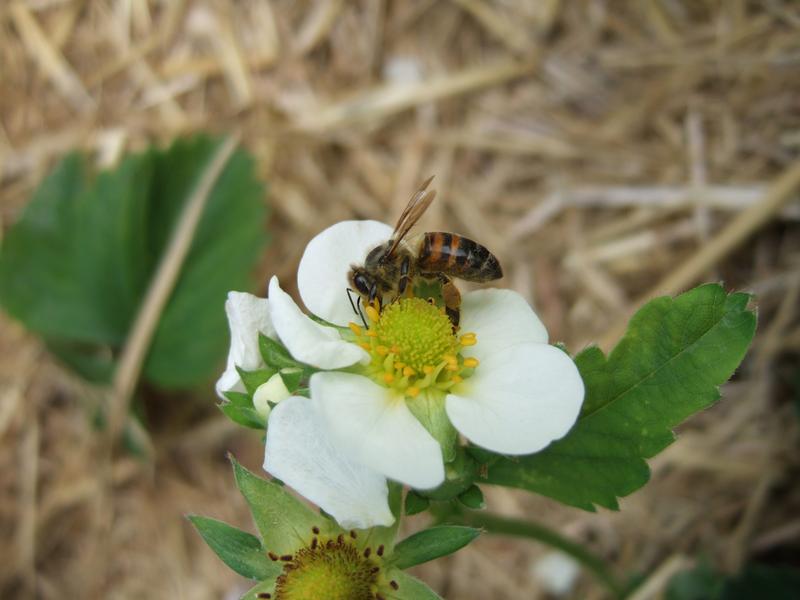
left=218, top=220, right=584, bottom=530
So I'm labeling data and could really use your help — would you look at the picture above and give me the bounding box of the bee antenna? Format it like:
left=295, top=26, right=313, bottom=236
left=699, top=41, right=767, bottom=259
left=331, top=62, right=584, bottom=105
left=346, top=288, right=369, bottom=329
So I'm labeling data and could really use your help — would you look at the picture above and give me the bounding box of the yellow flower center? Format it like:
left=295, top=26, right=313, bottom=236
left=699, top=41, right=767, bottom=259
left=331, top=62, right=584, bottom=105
left=269, top=529, right=396, bottom=600
left=349, top=297, right=478, bottom=398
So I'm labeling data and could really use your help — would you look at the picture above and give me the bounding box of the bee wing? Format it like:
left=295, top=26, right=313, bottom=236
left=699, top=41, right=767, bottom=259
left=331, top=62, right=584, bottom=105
left=387, top=176, right=436, bottom=256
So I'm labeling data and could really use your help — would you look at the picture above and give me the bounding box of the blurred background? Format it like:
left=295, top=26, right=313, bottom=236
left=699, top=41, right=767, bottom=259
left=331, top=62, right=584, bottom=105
left=1, top=1, right=799, bottom=598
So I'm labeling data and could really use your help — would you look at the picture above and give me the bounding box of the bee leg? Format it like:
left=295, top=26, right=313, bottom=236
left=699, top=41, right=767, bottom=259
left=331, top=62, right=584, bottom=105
left=438, top=274, right=461, bottom=331
left=398, top=256, right=413, bottom=297
left=346, top=288, right=369, bottom=329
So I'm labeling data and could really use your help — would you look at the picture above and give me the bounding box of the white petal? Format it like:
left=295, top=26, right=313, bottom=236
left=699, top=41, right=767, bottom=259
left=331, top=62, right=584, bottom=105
left=268, top=277, right=369, bottom=369
left=297, top=220, right=393, bottom=326
left=459, top=289, right=549, bottom=363
left=446, top=343, right=583, bottom=455
left=215, top=292, right=275, bottom=398
left=311, top=372, right=445, bottom=490
left=264, top=396, right=394, bottom=530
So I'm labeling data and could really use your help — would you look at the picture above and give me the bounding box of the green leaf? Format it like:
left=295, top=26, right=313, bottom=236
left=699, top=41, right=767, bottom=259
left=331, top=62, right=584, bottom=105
left=482, top=284, right=756, bottom=510
left=220, top=404, right=265, bottom=429
left=188, top=515, right=279, bottom=581
left=404, top=490, right=430, bottom=516
left=391, top=526, right=481, bottom=569
left=386, top=569, right=444, bottom=600
left=0, top=136, right=267, bottom=389
left=231, top=456, right=332, bottom=556
left=457, top=485, right=485, bottom=510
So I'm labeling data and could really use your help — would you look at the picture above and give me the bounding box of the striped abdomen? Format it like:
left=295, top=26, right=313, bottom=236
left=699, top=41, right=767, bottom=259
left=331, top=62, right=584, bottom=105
left=416, top=232, right=503, bottom=282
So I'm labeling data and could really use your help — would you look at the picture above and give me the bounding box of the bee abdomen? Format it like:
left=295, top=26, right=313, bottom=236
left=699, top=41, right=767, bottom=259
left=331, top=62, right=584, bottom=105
left=419, top=232, right=503, bottom=282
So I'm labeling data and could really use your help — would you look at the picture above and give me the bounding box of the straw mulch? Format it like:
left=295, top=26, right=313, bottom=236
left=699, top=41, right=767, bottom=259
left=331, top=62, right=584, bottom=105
left=1, top=1, right=799, bottom=599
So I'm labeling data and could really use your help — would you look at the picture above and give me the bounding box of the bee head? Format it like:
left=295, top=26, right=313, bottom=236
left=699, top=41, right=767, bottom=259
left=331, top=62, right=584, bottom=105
left=348, top=267, right=373, bottom=297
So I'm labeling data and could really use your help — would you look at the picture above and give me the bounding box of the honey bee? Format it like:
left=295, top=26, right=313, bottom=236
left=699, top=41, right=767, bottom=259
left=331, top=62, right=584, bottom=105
left=347, top=177, right=503, bottom=329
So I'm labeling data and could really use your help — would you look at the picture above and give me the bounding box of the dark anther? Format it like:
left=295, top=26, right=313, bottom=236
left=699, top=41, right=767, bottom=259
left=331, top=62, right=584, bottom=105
left=268, top=552, right=279, bottom=561
left=370, top=566, right=380, bottom=574
left=376, top=594, right=386, bottom=600
left=311, top=538, right=318, bottom=550
left=257, top=594, right=272, bottom=599
left=280, top=555, right=293, bottom=562
left=349, top=530, right=357, bottom=539
left=312, top=526, right=320, bottom=535
left=390, top=580, right=399, bottom=590
left=376, top=544, right=384, bottom=556
left=363, top=547, right=372, bottom=558
left=337, top=533, right=345, bottom=544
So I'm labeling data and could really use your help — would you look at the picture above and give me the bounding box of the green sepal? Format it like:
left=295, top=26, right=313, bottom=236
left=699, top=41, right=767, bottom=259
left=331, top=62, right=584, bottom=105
left=237, top=366, right=277, bottom=396
left=457, top=485, right=485, bottom=510
left=390, top=526, right=481, bottom=570
left=404, top=490, right=431, bottom=516
left=188, top=515, right=280, bottom=581
left=258, top=334, right=299, bottom=370
left=279, top=368, right=304, bottom=393
left=406, top=391, right=458, bottom=463
left=419, top=448, right=478, bottom=501
left=223, top=390, right=252, bottom=408
left=386, top=569, right=444, bottom=599
left=231, top=456, right=333, bottom=555
left=219, top=404, right=265, bottom=430
left=240, top=580, right=277, bottom=600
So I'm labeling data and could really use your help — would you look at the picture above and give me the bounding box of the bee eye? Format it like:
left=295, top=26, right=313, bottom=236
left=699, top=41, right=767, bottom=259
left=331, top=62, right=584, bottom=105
left=353, top=273, right=371, bottom=295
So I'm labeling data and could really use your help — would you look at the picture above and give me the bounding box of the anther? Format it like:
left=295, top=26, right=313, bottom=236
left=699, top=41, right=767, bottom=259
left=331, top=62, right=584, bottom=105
left=407, top=386, right=420, bottom=398
left=371, top=566, right=380, bottom=574
left=422, top=365, right=435, bottom=375
left=451, top=374, right=463, bottom=383
left=311, top=537, right=318, bottom=549
left=383, top=372, right=395, bottom=384
left=280, top=555, right=293, bottom=561
left=349, top=322, right=363, bottom=336
left=460, top=333, right=477, bottom=346
left=390, top=580, right=399, bottom=590
left=360, top=342, right=371, bottom=351
left=350, top=530, right=358, bottom=539
left=337, top=533, right=345, bottom=544
left=258, top=594, right=272, bottom=599
left=365, top=305, right=380, bottom=323
left=312, top=526, right=320, bottom=534
left=268, top=552, right=279, bottom=561
left=443, top=354, right=457, bottom=365
left=364, top=547, right=372, bottom=558
left=403, top=366, right=415, bottom=377
left=377, top=544, right=384, bottom=556
left=376, top=345, right=389, bottom=356
left=463, top=357, right=479, bottom=368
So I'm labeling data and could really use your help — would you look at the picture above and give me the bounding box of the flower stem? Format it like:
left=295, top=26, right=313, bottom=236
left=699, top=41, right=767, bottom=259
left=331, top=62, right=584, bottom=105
left=440, top=509, right=626, bottom=598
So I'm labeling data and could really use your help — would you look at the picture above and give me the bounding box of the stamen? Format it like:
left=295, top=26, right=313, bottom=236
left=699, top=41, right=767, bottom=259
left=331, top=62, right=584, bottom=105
left=390, top=581, right=399, bottom=590
left=460, top=333, right=477, bottom=346
left=403, top=366, right=415, bottom=377
left=407, top=386, right=420, bottom=398
left=365, top=305, right=380, bottom=323
left=376, top=345, right=389, bottom=356
left=463, top=357, right=479, bottom=368
left=383, top=372, right=395, bottom=384
left=349, top=322, right=363, bottom=336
